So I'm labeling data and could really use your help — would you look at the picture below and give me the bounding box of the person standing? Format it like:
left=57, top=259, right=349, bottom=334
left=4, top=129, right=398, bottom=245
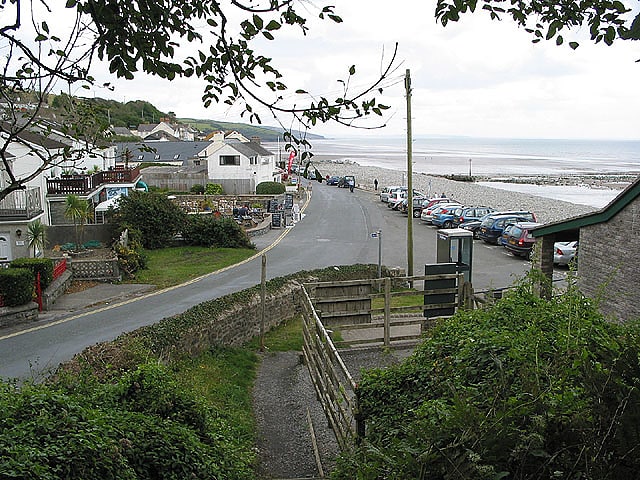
left=348, top=177, right=355, bottom=192
left=374, top=178, right=378, bottom=190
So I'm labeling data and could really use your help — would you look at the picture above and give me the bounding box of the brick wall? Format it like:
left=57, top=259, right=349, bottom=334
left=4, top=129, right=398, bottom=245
left=578, top=197, right=640, bottom=322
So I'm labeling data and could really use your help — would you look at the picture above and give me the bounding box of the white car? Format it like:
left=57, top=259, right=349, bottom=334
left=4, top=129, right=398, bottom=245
left=554, top=241, right=578, bottom=266
left=380, top=186, right=404, bottom=203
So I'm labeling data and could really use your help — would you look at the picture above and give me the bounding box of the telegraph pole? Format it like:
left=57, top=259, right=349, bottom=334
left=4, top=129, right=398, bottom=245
left=405, top=69, right=414, bottom=278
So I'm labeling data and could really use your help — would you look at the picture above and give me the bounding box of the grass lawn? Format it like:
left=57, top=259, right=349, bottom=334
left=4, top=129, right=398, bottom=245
left=129, top=246, right=257, bottom=288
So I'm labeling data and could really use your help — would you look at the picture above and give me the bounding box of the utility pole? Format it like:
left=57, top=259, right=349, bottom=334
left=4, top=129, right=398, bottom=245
left=405, top=69, right=414, bottom=278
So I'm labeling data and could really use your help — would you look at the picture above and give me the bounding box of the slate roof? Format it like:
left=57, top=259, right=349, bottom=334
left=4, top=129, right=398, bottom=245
left=225, top=139, right=274, bottom=157
left=114, top=141, right=212, bottom=163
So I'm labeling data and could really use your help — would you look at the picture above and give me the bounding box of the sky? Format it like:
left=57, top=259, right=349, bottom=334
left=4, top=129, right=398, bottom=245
left=83, top=0, right=640, bottom=141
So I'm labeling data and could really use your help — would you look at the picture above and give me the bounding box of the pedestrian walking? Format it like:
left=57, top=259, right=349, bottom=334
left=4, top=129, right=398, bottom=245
left=374, top=178, right=378, bottom=190
left=348, top=178, right=355, bottom=192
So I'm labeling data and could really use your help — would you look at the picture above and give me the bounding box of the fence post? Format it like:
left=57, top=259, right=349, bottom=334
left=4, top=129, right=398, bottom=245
left=384, top=277, right=391, bottom=347
left=36, top=272, right=43, bottom=311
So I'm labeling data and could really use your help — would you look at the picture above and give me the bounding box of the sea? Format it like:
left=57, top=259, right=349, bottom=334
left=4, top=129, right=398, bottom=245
left=268, top=136, right=640, bottom=208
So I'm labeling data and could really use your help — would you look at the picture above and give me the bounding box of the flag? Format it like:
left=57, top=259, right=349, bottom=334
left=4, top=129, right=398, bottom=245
left=287, top=150, right=296, bottom=174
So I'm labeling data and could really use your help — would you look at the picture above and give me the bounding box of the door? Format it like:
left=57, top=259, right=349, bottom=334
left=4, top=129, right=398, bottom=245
left=0, top=235, right=11, bottom=261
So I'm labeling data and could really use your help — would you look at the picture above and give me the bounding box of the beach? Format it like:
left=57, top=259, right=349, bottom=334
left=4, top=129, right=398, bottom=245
left=312, top=160, right=600, bottom=224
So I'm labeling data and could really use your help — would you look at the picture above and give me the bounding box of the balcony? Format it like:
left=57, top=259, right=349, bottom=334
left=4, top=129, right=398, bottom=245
left=0, top=187, right=43, bottom=220
left=46, top=166, right=141, bottom=196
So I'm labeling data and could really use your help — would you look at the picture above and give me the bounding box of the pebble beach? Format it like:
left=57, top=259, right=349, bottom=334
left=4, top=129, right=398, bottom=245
left=313, top=160, right=609, bottom=224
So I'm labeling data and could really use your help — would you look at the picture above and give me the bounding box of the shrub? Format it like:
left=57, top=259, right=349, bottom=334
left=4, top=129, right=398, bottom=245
left=10, top=257, right=54, bottom=289
left=335, top=279, right=640, bottom=479
left=255, top=181, right=285, bottom=195
left=0, top=268, right=34, bottom=306
left=113, top=191, right=187, bottom=249
left=182, top=215, right=255, bottom=249
left=190, top=184, right=205, bottom=194
left=205, top=183, right=224, bottom=195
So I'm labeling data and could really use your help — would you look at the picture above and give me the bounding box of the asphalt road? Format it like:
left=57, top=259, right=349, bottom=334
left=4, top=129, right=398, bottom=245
left=0, top=183, right=537, bottom=381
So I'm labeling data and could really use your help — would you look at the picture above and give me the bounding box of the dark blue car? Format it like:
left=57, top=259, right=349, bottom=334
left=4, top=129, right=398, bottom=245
left=477, top=213, right=537, bottom=244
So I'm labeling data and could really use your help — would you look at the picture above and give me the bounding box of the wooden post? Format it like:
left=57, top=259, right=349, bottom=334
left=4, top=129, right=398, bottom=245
left=384, top=277, right=391, bottom=347
left=260, top=254, right=267, bottom=352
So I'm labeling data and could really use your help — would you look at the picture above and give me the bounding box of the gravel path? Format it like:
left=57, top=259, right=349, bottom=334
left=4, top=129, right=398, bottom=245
left=253, top=346, right=416, bottom=478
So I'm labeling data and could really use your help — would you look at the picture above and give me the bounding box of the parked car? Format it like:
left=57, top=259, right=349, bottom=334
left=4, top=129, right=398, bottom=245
left=431, top=204, right=471, bottom=228
left=414, top=197, right=455, bottom=218
left=462, top=210, right=537, bottom=240
left=399, top=196, right=427, bottom=216
left=554, top=241, right=578, bottom=266
left=502, top=222, right=543, bottom=258
left=338, top=175, right=355, bottom=188
left=477, top=212, right=537, bottom=244
left=450, top=206, right=495, bottom=228
left=387, top=189, right=424, bottom=210
left=380, top=185, right=404, bottom=202
left=326, top=175, right=340, bottom=185
left=421, top=202, right=462, bottom=225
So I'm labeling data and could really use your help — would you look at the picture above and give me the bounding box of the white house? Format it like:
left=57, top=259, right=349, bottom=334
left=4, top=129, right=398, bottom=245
left=205, top=132, right=278, bottom=194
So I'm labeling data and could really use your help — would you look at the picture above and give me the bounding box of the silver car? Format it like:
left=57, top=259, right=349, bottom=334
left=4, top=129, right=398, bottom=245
left=554, top=241, right=578, bottom=266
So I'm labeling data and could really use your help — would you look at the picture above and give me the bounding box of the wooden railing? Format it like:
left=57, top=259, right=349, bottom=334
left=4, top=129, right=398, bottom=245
left=300, top=273, right=471, bottom=449
left=46, top=166, right=140, bottom=195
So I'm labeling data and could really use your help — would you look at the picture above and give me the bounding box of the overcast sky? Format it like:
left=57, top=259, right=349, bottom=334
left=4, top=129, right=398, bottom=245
left=87, top=0, right=640, bottom=141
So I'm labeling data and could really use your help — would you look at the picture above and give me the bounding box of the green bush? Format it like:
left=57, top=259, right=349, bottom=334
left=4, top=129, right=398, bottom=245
left=190, top=184, right=205, bottom=194
left=335, top=278, right=640, bottom=479
left=205, top=183, right=224, bottom=195
left=255, top=181, right=285, bottom=194
left=113, top=191, right=187, bottom=249
left=113, top=229, right=148, bottom=279
left=0, top=268, right=34, bottom=306
left=182, top=215, right=255, bottom=249
left=10, top=257, right=54, bottom=289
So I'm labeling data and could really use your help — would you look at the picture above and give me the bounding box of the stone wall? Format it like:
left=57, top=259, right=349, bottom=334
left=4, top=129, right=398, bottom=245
left=69, top=258, right=121, bottom=281
left=165, top=281, right=303, bottom=359
left=0, top=302, right=39, bottom=329
left=578, top=197, right=640, bottom=322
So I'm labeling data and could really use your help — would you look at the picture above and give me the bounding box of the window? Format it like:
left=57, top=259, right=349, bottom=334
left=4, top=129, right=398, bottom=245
left=137, top=155, right=144, bottom=160
left=173, top=154, right=181, bottom=160
left=220, top=155, right=240, bottom=166
left=154, top=154, right=160, bottom=160
left=249, top=156, right=257, bottom=165
left=193, top=160, right=201, bottom=166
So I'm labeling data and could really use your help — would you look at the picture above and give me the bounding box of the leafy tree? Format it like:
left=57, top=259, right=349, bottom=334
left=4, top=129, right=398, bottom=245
left=435, top=0, right=640, bottom=48
left=114, top=191, right=186, bottom=249
left=182, top=216, right=254, bottom=249
left=64, top=195, right=92, bottom=250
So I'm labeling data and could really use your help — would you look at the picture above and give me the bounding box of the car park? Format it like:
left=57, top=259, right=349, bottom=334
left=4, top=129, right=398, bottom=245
left=554, top=241, right=578, bottom=266
left=502, top=222, right=543, bottom=258
left=477, top=212, right=537, bottom=244
left=326, top=175, right=340, bottom=185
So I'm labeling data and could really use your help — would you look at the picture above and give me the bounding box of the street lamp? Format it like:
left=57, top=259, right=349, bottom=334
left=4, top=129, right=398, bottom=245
left=469, top=158, right=472, bottom=177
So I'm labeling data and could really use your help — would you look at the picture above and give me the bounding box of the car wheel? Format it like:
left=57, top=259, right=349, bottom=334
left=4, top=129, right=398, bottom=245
left=443, top=221, right=452, bottom=229
left=413, top=209, right=421, bottom=218
left=472, top=230, right=479, bottom=239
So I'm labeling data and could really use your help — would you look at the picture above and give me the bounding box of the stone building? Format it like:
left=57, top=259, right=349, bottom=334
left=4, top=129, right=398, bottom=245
left=532, top=177, right=640, bottom=323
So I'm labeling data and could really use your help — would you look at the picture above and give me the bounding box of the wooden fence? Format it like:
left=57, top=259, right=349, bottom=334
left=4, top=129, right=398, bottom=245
left=301, top=286, right=360, bottom=450
left=300, top=272, right=471, bottom=449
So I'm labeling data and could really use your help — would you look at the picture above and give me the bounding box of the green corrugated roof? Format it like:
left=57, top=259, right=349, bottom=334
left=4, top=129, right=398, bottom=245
left=532, top=176, right=640, bottom=237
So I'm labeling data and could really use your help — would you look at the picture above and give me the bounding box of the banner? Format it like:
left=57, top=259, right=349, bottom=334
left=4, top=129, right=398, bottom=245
left=287, top=150, right=296, bottom=174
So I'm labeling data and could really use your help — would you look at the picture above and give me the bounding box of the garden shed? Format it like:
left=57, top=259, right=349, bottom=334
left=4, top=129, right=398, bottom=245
left=531, top=176, right=640, bottom=323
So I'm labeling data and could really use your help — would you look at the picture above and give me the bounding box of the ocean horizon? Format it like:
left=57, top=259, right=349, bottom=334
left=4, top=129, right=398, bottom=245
left=265, top=136, right=640, bottom=208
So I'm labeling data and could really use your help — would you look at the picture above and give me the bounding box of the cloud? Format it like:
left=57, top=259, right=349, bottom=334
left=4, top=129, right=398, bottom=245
left=84, top=0, right=640, bottom=140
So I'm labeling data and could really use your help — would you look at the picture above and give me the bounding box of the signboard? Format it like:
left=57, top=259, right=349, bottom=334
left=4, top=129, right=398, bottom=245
left=271, top=212, right=282, bottom=228
left=284, top=193, right=294, bottom=209
left=267, top=200, right=279, bottom=213
left=370, top=232, right=379, bottom=238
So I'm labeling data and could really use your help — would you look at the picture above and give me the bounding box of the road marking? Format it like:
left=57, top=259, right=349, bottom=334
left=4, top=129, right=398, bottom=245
left=0, top=191, right=313, bottom=341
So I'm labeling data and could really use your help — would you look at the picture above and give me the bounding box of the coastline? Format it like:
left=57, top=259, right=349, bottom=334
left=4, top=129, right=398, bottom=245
left=311, top=159, right=603, bottom=224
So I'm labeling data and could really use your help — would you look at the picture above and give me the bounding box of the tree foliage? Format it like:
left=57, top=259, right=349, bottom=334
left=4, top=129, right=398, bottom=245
left=334, top=278, right=640, bottom=479
left=182, top=216, right=255, bottom=249
left=435, top=0, right=640, bottom=50
left=113, top=192, right=186, bottom=249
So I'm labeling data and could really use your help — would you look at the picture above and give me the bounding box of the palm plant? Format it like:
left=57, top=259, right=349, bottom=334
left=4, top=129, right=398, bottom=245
left=64, top=195, right=92, bottom=250
left=26, top=220, right=47, bottom=257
